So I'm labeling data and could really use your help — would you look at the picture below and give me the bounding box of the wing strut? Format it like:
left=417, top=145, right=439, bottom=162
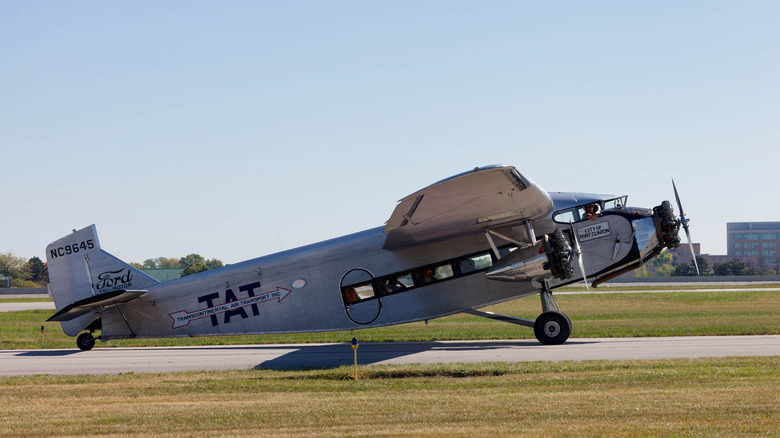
left=525, top=220, right=537, bottom=244
left=484, top=228, right=530, bottom=261
left=485, top=231, right=501, bottom=260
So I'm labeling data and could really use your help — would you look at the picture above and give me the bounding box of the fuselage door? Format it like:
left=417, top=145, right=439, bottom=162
left=340, top=268, right=382, bottom=325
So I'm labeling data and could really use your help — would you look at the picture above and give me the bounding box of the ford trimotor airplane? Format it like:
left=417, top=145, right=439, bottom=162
left=46, top=165, right=692, bottom=350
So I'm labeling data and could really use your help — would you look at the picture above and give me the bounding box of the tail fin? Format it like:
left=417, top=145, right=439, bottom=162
left=46, top=225, right=158, bottom=336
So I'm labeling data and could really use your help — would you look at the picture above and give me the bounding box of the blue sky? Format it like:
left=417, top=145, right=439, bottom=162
left=2, top=1, right=778, bottom=264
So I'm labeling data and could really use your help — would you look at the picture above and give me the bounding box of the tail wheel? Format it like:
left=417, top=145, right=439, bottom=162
left=534, top=311, right=571, bottom=345
left=76, top=332, right=96, bottom=351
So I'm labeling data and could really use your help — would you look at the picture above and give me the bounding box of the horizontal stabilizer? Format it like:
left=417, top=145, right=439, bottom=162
left=47, top=290, right=147, bottom=322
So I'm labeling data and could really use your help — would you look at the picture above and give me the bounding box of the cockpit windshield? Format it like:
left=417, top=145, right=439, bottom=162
left=553, top=196, right=627, bottom=224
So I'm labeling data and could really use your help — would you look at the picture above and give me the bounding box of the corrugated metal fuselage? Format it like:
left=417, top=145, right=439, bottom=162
left=95, top=189, right=663, bottom=341
left=100, top=227, right=537, bottom=340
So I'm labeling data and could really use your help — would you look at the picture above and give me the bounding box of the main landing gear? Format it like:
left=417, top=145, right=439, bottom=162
left=463, top=283, right=572, bottom=345
left=534, top=285, right=572, bottom=345
left=76, top=332, right=97, bottom=351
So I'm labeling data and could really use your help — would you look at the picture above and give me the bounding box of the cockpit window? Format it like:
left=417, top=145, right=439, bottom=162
left=603, top=196, right=627, bottom=211
left=553, top=196, right=626, bottom=224
left=553, top=208, right=582, bottom=224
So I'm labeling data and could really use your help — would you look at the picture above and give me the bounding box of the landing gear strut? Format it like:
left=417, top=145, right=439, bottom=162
left=76, top=332, right=96, bottom=351
left=535, top=282, right=572, bottom=345
left=463, top=284, right=573, bottom=344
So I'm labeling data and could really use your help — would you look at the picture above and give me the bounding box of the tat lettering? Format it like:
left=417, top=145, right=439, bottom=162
left=169, top=282, right=292, bottom=329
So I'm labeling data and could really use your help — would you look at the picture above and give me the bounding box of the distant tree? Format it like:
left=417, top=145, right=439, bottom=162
left=132, top=257, right=182, bottom=270
left=205, top=258, right=223, bottom=270
left=695, top=255, right=710, bottom=275
left=0, top=252, right=26, bottom=287
left=179, top=254, right=206, bottom=269
left=712, top=262, right=729, bottom=276
left=674, top=255, right=710, bottom=276
left=24, top=257, right=48, bottom=283
left=132, top=254, right=221, bottom=276
left=633, top=265, right=648, bottom=277
left=651, top=250, right=674, bottom=276
left=181, top=262, right=209, bottom=277
left=156, top=257, right=181, bottom=269
left=672, top=263, right=693, bottom=276
left=713, top=258, right=756, bottom=276
left=755, top=258, right=776, bottom=275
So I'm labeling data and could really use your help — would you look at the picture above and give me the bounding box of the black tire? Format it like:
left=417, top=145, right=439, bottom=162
left=76, top=333, right=95, bottom=351
left=562, top=313, right=573, bottom=337
left=534, top=311, right=571, bottom=345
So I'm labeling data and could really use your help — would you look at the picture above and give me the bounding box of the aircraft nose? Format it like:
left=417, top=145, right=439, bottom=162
left=652, top=201, right=681, bottom=249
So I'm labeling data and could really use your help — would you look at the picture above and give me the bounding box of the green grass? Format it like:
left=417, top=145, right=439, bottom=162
left=558, top=282, right=780, bottom=292
left=2, top=289, right=778, bottom=350
left=0, top=357, right=777, bottom=437
left=0, top=297, right=52, bottom=303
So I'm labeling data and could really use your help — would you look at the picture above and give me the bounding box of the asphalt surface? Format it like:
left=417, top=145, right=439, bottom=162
left=1, top=335, right=777, bottom=376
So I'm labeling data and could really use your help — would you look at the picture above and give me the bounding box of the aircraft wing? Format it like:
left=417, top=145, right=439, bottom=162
left=383, top=165, right=553, bottom=250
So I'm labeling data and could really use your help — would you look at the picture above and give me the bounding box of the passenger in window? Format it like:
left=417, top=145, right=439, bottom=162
left=422, top=268, right=435, bottom=284
left=383, top=277, right=406, bottom=294
left=585, top=203, right=601, bottom=221
left=344, top=287, right=359, bottom=304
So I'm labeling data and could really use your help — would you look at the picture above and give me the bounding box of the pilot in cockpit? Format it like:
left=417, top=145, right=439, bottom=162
left=585, top=203, right=601, bottom=221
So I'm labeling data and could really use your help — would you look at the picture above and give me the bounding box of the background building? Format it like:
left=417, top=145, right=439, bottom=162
left=727, top=222, right=779, bottom=270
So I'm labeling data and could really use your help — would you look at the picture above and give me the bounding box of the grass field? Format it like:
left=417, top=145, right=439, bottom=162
left=1, top=286, right=778, bottom=437
left=0, top=357, right=777, bottom=437
left=2, top=288, right=778, bottom=350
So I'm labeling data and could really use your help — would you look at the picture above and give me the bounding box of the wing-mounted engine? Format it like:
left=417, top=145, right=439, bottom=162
left=485, top=230, right=573, bottom=282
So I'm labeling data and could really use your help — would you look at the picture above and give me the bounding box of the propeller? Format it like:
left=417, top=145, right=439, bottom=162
left=672, top=179, right=700, bottom=275
left=569, top=222, right=590, bottom=290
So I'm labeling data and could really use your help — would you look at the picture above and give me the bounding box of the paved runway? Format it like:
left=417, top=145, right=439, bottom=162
left=1, top=335, right=777, bottom=376
left=0, top=302, right=55, bottom=311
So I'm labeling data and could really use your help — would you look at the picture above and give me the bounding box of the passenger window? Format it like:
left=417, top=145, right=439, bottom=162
left=353, top=283, right=376, bottom=300
left=343, top=282, right=376, bottom=304
left=458, top=253, right=493, bottom=274
left=344, top=287, right=359, bottom=304
left=380, top=272, right=413, bottom=295
left=396, top=272, right=414, bottom=288
left=434, top=264, right=454, bottom=280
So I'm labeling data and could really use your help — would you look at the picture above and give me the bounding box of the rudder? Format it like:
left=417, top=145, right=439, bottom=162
left=46, top=225, right=158, bottom=336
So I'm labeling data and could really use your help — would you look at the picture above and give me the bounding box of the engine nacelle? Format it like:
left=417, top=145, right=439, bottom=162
left=486, top=230, right=573, bottom=282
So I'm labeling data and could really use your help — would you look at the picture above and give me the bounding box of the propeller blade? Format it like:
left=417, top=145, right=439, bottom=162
left=672, top=179, right=685, bottom=220
left=569, top=222, right=589, bottom=290
left=672, top=179, right=699, bottom=275
left=684, top=226, right=700, bottom=275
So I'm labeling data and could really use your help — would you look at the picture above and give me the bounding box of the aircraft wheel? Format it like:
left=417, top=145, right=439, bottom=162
left=563, top=312, right=573, bottom=336
left=76, top=333, right=95, bottom=351
left=534, top=311, right=571, bottom=345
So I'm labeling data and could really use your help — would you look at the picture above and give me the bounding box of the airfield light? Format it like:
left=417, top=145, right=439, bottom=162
left=351, top=337, right=359, bottom=380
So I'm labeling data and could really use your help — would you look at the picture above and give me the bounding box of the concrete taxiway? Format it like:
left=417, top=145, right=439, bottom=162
left=1, top=335, right=777, bottom=376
